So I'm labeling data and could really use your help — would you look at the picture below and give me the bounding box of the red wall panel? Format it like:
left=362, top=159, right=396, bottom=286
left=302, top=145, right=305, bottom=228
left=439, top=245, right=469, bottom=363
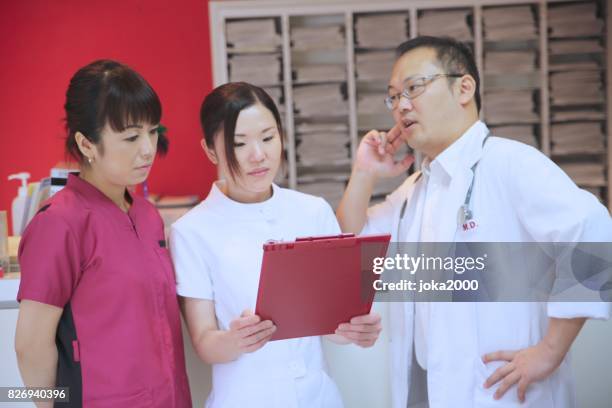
left=0, top=0, right=216, bottom=234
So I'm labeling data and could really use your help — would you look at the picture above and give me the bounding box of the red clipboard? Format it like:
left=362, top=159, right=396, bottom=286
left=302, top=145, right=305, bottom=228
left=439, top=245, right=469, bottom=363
left=255, top=233, right=391, bottom=341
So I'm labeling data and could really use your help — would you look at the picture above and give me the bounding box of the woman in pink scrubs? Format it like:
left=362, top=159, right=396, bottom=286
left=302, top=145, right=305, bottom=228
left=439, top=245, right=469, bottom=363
left=14, top=60, right=191, bottom=408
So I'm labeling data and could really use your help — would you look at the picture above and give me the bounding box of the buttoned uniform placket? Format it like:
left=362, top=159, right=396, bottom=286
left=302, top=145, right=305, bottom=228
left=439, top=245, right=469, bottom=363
left=124, top=208, right=178, bottom=403
left=255, top=203, right=309, bottom=383
left=412, top=138, right=471, bottom=372
left=251, top=194, right=310, bottom=404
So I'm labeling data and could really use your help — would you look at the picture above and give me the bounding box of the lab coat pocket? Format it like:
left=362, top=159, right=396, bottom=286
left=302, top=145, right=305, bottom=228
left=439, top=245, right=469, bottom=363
left=474, top=357, right=555, bottom=407
left=474, top=357, right=519, bottom=407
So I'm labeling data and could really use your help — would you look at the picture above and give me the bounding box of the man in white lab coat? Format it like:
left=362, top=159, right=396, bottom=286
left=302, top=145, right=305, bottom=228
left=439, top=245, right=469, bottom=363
left=337, top=36, right=612, bottom=408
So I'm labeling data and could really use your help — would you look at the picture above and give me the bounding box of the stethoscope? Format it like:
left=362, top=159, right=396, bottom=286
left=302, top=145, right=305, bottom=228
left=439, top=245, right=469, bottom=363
left=396, top=132, right=491, bottom=239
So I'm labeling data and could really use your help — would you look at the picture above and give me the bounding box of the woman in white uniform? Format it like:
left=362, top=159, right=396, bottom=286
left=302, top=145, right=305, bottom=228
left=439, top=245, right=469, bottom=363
left=170, top=82, right=382, bottom=408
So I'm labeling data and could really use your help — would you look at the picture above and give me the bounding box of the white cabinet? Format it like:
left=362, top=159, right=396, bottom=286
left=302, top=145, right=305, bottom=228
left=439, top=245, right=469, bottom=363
left=210, top=0, right=612, bottom=212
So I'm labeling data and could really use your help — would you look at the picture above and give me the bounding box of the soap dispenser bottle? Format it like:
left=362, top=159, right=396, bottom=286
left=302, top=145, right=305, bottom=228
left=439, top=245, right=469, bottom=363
left=8, top=172, right=31, bottom=236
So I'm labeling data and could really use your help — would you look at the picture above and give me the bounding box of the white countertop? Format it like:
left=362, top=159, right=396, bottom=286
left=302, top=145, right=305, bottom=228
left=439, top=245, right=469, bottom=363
left=0, top=278, right=19, bottom=309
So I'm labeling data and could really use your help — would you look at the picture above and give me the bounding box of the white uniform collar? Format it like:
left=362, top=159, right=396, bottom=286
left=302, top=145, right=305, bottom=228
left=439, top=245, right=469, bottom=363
left=204, top=180, right=281, bottom=221
left=420, top=120, right=489, bottom=180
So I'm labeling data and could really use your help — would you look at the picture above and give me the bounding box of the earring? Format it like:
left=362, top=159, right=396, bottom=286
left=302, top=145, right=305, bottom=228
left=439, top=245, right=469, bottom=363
left=87, top=156, right=93, bottom=164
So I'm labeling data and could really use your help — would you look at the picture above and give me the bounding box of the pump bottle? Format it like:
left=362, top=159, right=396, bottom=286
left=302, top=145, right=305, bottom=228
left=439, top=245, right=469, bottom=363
left=7, top=172, right=31, bottom=236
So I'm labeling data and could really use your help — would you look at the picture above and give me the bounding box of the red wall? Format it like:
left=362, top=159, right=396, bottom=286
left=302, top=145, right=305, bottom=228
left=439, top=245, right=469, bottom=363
left=0, top=0, right=216, bottom=234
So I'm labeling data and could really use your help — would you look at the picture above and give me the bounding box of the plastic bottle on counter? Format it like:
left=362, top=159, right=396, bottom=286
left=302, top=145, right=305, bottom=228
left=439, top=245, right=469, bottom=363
left=7, top=172, right=31, bottom=236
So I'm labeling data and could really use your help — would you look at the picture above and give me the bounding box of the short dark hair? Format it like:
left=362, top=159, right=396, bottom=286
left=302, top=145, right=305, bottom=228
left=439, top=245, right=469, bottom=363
left=64, top=59, right=167, bottom=162
left=199, top=82, right=284, bottom=179
left=396, top=36, right=481, bottom=112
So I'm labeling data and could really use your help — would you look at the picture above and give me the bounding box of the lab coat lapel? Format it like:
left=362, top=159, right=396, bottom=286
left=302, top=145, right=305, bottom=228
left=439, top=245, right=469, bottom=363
left=436, top=168, right=473, bottom=242
left=388, top=171, right=424, bottom=408
left=434, top=123, right=489, bottom=242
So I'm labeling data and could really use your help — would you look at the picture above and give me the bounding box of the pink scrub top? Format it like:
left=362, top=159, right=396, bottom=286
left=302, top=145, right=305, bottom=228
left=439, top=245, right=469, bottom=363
left=17, top=174, right=191, bottom=408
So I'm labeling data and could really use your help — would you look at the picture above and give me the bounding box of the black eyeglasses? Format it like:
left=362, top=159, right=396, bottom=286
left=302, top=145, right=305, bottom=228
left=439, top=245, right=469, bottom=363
left=384, top=73, right=464, bottom=110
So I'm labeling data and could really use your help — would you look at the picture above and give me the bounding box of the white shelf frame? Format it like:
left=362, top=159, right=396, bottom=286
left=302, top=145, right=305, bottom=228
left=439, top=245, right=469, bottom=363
left=280, top=13, right=297, bottom=188
left=539, top=1, right=551, bottom=156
